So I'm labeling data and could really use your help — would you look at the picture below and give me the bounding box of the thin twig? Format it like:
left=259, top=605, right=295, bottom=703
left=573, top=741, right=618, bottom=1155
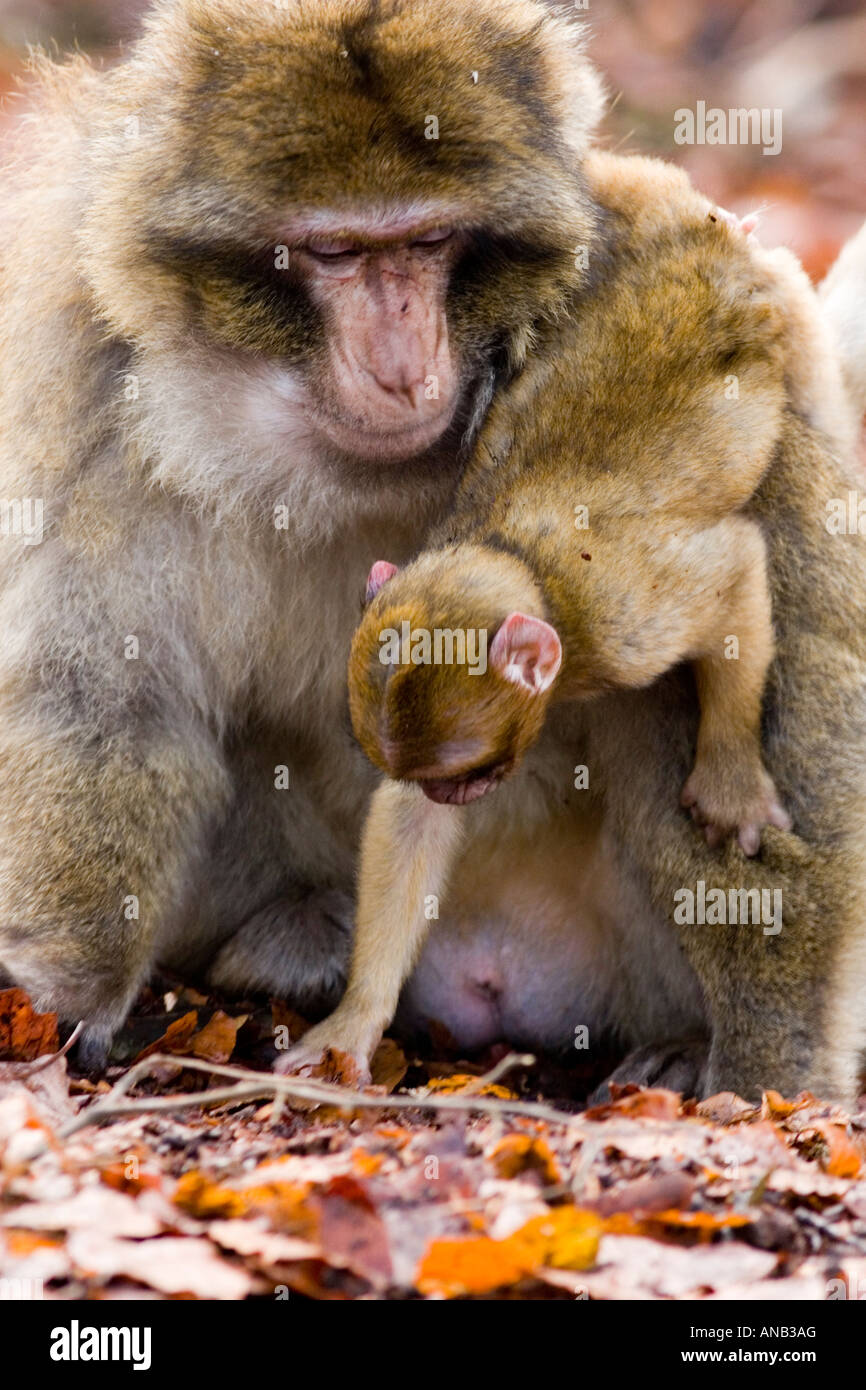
left=55, top=1051, right=581, bottom=1143
left=462, top=1051, right=536, bottom=1094
left=9, top=1021, right=83, bottom=1076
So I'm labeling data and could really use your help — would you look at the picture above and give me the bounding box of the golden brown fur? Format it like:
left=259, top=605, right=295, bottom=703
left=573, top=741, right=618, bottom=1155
left=287, top=155, right=866, bottom=1103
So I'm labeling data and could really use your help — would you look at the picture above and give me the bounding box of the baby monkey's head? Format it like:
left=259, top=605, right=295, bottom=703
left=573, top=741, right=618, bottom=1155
left=348, top=545, right=562, bottom=805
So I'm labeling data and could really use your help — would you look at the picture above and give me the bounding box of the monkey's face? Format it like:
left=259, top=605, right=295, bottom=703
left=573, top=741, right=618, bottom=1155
left=349, top=558, right=562, bottom=803
left=83, top=0, right=602, bottom=471
left=274, top=224, right=464, bottom=461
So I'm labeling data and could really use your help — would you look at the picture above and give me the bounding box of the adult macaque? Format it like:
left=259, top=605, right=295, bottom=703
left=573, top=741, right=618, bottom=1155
left=0, top=0, right=603, bottom=1066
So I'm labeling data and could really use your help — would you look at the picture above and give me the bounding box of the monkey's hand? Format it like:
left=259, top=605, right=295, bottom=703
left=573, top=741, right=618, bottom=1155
left=274, top=1008, right=381, bottom=1088
left=681, top=753, right=792, bottom=856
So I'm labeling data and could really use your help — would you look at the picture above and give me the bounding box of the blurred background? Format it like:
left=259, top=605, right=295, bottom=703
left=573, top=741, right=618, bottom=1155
left=0, top=0, right=864, bottom=278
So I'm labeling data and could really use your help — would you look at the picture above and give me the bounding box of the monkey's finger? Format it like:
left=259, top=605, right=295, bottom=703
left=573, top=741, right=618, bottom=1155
left=767, top=802, right=793, bottom=833
left=737, top=823, right=762, bottom=857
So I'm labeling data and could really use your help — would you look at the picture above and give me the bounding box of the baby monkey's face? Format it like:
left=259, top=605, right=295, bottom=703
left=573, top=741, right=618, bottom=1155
left=348, top=558, right=562, bottom=804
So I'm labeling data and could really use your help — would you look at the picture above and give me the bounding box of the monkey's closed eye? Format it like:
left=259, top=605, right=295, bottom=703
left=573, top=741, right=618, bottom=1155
left=306, top=245, right=363, bottom=263
left=411, top=228, right=454, bottom=250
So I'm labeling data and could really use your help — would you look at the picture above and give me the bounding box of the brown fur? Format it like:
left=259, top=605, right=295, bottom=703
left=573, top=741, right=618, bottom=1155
left=288, top=155, right=866, bottom=1103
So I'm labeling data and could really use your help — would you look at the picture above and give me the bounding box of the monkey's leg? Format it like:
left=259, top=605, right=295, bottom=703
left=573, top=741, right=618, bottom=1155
left=0, top=724, right=228, bottom=1068
left=205, top=888, right=354, bottom=1015
left=588, top=1039, right=708, bottom=1105
left=679, top=518, right=791, bottom=855
left=278, top=779, right=464, bottom=1081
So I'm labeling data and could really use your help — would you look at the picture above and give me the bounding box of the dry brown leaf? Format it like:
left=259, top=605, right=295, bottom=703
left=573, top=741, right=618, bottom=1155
left=0, top=989, right=59, bottom=1062
left=174, top=1171, right=247, bottom=1220
left=762, top=1089, right=814, bottom=1120
left=697, top=1092, right=759, bottom=1126
left=2, top=1185, right=162, bottom=1237
left=585, top=1087, right=682, bottom=1121
left=67, top=1230, right=252, bottom=1299
left=798, top=1120, right=862, bottom=1178
left=369, top=1038, right=407, bottom=1091
left=312, top=1175, right=392, bottom=1287
left=132, top=1011, right=199, bottom=1063
left=591, top=1172, right=695, bottom=1217
left=190, top=1010, right=247, bottom=1064
left=100, top=1161, right=163, bottom=1197
left=487, top=1133, right=560, bottom=1184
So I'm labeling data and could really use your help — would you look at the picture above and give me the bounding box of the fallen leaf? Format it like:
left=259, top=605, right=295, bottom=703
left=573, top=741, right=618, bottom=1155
left=67, top=1231, right=252, bottom=1299
left=416, top=1234, right=527, bottom=1297
left=604, top=1208, right=751, bottom=1241
left=133, top=1011, right=199, bottom=1063
left=174, top=1172, right=247, bottom=1220
left=762, top=1089, right=814, bottom=1120
left=369, top=1038, right=407, bottom=1092
left=1, top=1185, right=162, bottom=1237
left=487, top=1133, right=560, bottom=1184
left=190, top=1010, right=247, bottom=1064
left=425, top=1075, right=515, bottom=1099
left=590, top=1172, right=696, bottom=1217
left=416, top=1206, right=601, bottom=1297
left=697, top=1092, right=759, bottom=1126
left=799, top=1121, right=862, bottom=1178
left=0, top=990, right=59, bottom=1061
left=585, top=1087, right=682, bottom=1121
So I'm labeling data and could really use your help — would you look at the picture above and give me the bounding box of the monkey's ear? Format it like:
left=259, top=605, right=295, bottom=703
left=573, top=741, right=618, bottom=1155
left=366, top=561, right=399, bottom=602
left=490, top=613, right=562, bottom=694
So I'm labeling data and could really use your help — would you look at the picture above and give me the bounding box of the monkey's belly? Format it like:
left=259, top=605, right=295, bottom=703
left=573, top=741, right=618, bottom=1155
left=398, top=805, right=707, bottom=1053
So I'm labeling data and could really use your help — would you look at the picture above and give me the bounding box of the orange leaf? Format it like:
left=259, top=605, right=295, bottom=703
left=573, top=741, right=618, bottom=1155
left=352, top=1150, right=383, bottom=1177
left=762, top=1089, right=812, bottom=1120
left=100, top=1162, right=162, bottom=1196
left=0, top=989, right=59, bottom=1061
left=417, top=1236, right=527, bottom=1297
left=133, top=1011, right=199, bottom=1063
left=506, top=1207, right=602, bottom=1271
left=174, top=1171, right=246, bottom=1219
left=426, top=1075, right=515, bottom=1099
left=241, top=1182, right=318, bottom=1238
left=191, top=1010, right=247, bottom=1064
left=604, top=1209, right=751, bottom=1241
left=488, top=1133, right=560, bottom=1184
left=416, top=1207, right=600, bottom=1298
left=803, top=1121, right=862, bottom=1178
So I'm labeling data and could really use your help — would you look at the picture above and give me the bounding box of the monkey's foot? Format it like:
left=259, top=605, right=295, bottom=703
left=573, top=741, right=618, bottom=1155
left=680, top=759, right=791, bottom=856
left=589, top=1038, right=708, bottom=1105
left=275, top=1012, right=379, bottom=1088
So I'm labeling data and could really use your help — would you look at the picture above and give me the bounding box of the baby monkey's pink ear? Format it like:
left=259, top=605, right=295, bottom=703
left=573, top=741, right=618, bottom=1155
left=490, top=613, right=562, bottom=694
left=366, top=561, right=399, bottom=602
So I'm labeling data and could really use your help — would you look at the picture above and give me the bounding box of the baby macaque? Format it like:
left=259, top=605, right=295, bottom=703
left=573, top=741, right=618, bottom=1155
left=283, top=190, right=799, bottom=1079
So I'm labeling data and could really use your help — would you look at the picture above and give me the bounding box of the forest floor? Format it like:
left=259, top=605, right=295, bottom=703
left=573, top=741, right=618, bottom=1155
left=2, top=982, right=866, bottom=1301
